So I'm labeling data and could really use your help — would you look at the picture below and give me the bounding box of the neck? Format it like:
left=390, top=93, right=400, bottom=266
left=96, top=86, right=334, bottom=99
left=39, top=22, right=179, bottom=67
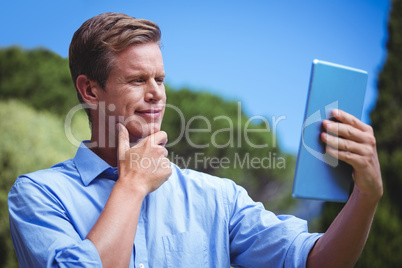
left=89, top=133, right=119, bottom=167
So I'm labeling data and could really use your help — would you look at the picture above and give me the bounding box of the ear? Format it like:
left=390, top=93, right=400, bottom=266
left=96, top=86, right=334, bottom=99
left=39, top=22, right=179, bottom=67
left=76, top=75, right=102, bottom=106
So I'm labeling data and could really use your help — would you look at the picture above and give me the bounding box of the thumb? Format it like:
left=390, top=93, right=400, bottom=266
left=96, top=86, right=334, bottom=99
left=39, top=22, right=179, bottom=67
left=117, top=123, right=129, bottom=162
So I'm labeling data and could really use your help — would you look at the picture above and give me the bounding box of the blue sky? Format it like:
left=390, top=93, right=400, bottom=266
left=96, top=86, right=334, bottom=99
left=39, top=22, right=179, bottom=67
left=0, top=0, right=390, bottom=154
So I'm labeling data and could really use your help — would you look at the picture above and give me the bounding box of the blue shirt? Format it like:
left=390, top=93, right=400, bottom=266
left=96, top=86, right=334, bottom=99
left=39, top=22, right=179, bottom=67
left=8, top=142, right=322, bottom=268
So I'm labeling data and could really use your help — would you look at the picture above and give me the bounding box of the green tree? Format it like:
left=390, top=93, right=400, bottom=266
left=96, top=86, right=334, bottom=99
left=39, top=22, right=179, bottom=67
left=0, top=46, right=78, bottom=116
left=371, top=0, right=402, bottom=218
left=318, top=0, right=402, bottom=266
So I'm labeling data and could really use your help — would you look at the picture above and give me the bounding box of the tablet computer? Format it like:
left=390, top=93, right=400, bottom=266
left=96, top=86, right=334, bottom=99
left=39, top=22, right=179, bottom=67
left=292, top=59, right=368, bottom=202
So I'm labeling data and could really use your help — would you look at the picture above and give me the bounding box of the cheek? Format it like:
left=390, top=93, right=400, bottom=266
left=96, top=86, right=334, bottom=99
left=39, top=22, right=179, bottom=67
left=104, top=103, right=124, bottom=120
left=160, top=106, right=166, bottom=120
left=113, top=94, right=142, bottom=114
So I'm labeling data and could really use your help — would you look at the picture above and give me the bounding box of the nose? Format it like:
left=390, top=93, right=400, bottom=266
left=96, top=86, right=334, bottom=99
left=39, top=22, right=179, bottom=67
left=145, top=80, right=164, bottom=103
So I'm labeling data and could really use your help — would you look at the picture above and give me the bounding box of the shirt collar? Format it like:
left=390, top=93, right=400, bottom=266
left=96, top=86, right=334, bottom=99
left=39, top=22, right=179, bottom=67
left=73, top=141, right=117, bottom=186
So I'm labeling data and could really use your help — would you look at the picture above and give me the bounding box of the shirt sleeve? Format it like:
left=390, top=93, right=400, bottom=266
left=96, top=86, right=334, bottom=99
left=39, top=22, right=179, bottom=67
left=8, top=176, right=102, bottom=268
left=223, top=179, right=322, bottom=268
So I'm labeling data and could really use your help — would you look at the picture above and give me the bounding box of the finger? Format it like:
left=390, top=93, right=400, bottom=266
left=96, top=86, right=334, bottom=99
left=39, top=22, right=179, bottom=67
left=325, top=145, right=367, bottom=169
left=162, top=147, right=169, bottom=157
left=117, top=123, right=130, bottom=162
left=323, top=120, right=365, bottom=143
left=321, top=132, right=369, bottom=156
left=332, top=109, right=372, bottom=133
left=160, top=155, right=171, bottom=168
left=323, top=120, right=375, bottom=146
left=154, top=131, right=169, bottom=157
left=148, top=131, right=168, bottom=147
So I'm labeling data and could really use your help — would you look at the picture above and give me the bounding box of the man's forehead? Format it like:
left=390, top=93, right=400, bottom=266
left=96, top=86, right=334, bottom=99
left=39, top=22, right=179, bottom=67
left=109, top=44, right=165, bottom=79
left=114, top=44, right=163, bottom=66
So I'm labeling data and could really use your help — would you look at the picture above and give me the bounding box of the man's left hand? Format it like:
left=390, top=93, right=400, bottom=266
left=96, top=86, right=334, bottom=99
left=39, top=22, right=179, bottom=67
left=321, top=109, right=383, bottom=201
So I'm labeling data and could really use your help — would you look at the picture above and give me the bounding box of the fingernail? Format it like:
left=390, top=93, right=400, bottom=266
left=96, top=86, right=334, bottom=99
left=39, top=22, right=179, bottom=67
left=334, top=109, right=339, bottom=116
left=322, top=120, right=331, bottom=128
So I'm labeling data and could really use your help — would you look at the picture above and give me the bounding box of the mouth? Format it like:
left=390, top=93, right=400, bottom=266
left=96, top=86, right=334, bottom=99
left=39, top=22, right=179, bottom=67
left=135, top=109, right=162, bottom=119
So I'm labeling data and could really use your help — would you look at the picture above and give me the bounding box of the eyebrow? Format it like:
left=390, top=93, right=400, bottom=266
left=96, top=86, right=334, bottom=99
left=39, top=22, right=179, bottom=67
left=122, top=71, right=166, bottom=81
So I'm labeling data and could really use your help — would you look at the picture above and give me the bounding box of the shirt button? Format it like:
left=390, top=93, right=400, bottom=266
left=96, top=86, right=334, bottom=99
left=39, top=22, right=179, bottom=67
left=139, top=264, right=144, bottom=268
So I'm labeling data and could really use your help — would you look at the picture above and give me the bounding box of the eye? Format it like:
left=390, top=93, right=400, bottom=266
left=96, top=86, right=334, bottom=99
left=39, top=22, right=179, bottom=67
left=155, top=77, right=165, bottom=85
left=130, top=78, right=145, bottom=85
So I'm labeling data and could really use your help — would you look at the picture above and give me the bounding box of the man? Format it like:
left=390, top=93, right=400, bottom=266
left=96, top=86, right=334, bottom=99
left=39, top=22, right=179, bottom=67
left=8, top=12, right=383, bottom=267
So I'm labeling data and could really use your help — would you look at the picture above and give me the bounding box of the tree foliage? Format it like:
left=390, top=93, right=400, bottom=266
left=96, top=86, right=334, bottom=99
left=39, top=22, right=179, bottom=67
left=318, top=0, right=402, bottom=266
left=0, top=100, right=90, bottom=267
left=0, top=46, right=78, bottom=115
left=371, top=0, right=402, bottom=218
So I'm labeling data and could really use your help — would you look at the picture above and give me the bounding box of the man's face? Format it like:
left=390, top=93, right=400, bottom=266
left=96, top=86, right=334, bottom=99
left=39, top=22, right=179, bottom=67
left=96, top=43, right=166, bottom=142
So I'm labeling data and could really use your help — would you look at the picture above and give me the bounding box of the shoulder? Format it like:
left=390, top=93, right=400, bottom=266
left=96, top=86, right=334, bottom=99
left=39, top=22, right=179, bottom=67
left=9, top=159, right=79, bottom=199
left=8, top=160, right=78, bottom=221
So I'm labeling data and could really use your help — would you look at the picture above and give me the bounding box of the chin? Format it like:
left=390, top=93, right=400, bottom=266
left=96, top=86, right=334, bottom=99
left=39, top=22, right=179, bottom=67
left=127, top=123, right=162, bottom=139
